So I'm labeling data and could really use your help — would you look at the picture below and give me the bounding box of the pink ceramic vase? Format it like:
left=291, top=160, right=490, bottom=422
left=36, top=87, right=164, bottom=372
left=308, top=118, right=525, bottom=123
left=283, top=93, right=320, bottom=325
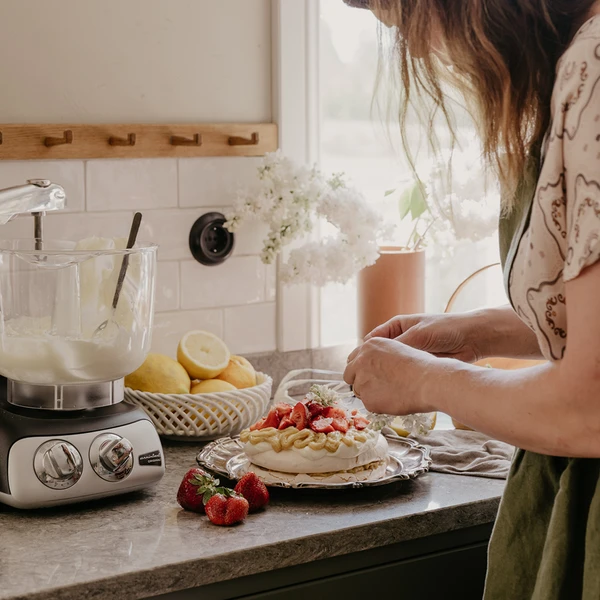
left=357, top=247, right=425, bottom=340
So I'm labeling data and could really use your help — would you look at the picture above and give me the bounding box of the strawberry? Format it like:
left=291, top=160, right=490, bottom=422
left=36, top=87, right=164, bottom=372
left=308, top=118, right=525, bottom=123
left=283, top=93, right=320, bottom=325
left=306, top=401, right=324, bottom=419
left=205, top=492, right=249, bottom=526
left=250, top=418, right=266, bottom=431
left=290, top=402, right=309, bottom=430
left=261, top=409, right=281, bottom=429
left=322, top=406, right=347, bottom=420
left=176, top=468, right=217, bottom=513
left=332, top=417, right=350, bottom=433
left=351, top=409, right=358, bottom=416
left=274, top=403, right=293, bottom=418
left=353, top=415, right=370, bottom=430
left=234, top=472, right=270, bottom=512
left=278, top=416, right=295, bottom=430
left=310, top=417, right=335, bottom=434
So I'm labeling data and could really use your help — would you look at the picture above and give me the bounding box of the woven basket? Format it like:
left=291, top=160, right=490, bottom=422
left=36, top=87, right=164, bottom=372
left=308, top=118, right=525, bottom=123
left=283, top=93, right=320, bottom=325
left=124, top=372, right=273, bottom=442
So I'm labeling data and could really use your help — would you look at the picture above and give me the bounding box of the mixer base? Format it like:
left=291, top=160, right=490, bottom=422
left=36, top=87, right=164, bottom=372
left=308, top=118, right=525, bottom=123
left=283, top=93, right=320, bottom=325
left=0, top=377, right=165, bottom=509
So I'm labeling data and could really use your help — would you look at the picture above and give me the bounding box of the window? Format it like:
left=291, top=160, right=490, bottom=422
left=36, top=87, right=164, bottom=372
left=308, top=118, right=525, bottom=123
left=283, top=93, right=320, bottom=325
left=272, top=0, right=507, bottom=351
left=317, top=0, right=504, bottom=346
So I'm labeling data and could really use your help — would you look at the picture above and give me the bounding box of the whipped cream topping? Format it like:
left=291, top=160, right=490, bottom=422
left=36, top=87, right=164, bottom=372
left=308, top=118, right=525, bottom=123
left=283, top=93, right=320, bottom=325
left=242, top=430, right=389, bottom=474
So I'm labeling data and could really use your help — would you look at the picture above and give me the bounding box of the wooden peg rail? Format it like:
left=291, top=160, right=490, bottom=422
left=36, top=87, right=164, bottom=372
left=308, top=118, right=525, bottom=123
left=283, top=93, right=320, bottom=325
left=0, top=123, right=278, bottom=160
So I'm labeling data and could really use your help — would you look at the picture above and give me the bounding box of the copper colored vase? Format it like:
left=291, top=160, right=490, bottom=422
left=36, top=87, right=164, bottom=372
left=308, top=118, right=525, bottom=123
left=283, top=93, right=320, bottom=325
left=357, top=247, right=426, bottom=340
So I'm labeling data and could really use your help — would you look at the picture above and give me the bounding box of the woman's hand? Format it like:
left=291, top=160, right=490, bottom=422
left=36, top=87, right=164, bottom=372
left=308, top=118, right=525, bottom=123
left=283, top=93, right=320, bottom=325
left=366, top=306, right=543, bottom=362
left=343, top=337, right=442, bottom=415
left=366, top=312, right=485, bottom=363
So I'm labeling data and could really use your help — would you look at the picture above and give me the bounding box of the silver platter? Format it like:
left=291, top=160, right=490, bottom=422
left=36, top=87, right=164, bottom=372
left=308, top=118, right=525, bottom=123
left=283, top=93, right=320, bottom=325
left=196, top=429, right=431, bottom=490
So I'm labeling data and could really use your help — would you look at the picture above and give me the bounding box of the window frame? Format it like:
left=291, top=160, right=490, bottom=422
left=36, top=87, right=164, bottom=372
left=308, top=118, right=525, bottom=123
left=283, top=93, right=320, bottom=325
left=271, top=0, right=321, bottom=351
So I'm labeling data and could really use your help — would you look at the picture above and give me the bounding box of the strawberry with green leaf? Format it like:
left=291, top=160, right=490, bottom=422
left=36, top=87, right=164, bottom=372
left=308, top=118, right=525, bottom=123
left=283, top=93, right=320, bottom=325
left=176, top=468, right=229, bottom=514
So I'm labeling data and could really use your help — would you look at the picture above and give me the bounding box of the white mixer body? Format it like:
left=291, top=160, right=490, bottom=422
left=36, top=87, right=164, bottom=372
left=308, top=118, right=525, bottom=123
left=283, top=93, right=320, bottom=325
left=0, top=418, right=165, bottom=509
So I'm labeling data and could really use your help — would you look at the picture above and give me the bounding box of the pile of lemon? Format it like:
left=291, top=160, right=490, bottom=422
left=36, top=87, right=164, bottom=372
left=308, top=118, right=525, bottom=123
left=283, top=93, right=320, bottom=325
left=125, top=331, right=257, bottom=395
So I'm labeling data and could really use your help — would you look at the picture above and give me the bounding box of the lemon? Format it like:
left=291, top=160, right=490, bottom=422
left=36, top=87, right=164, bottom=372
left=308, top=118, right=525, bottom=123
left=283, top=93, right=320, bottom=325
left=125, top=353, right=191, bottom=394
left=191, top=379, right=237, bottom=394
left=177, top=331, right=231, bottom=380
left=216, top=355, right=257, bottom=389
left=391, top=413, right=437, bottom=437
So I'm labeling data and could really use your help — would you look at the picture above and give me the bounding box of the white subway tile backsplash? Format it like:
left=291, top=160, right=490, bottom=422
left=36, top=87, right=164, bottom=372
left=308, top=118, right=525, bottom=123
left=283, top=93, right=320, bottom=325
left=86, top=159, right=177, bottom=211
left=0, top=156, right=283, bottom=354
left=141, top=208, right=198, bottom=261
left=141, top=207, right=266, bottom=262
left=155, top=261, right=180, bottom=312
left=224, top=303, right=276, bottom=354
left=233, top=219, right=269, bottom=256
left=151, top=309, right=223, bottom=358
left=178, top=157, right=262, bottom=208
left=180, top=256, right=266, bottom=309
left=0, top=210, right=134, bottom=241
left=0, top=160, right=85, bottom=212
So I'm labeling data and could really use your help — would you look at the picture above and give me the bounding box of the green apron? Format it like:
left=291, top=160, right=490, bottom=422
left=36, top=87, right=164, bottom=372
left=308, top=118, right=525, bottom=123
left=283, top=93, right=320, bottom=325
left=483, top=157, right=600, bottom=599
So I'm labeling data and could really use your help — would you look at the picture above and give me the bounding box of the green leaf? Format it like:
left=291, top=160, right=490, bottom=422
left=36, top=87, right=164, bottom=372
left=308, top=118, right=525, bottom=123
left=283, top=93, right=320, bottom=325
left=410, top=184, right=428, bottom=220
left=398, top=187, right=414, bottom=220
left=384, top=189, right=396, bottom=197
left=398, top=181, right=428, bottom=222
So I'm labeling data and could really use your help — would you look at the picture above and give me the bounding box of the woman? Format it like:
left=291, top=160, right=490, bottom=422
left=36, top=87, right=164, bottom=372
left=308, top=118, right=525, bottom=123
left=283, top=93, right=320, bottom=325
left=342, top=1, right=600, bottom=598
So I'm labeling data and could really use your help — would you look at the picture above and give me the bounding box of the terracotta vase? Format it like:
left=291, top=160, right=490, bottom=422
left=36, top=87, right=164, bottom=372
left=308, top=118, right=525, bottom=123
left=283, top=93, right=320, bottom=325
left=357, top=247, right=426, bottom=340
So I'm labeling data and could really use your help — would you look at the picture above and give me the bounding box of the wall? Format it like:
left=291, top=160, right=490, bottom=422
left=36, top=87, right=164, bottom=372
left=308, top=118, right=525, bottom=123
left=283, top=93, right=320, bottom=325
left=0, top=0, right=277, bottom=358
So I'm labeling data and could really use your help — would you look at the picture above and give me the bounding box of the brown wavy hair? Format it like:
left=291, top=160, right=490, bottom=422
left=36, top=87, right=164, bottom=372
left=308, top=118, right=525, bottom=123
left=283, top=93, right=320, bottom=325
left=345, top=0, right=597, bottom=208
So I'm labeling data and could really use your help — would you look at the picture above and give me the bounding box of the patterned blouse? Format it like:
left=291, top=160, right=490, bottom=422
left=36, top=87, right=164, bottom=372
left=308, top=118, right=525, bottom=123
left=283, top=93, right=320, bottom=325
left=506, top=16, right=600, bottom=361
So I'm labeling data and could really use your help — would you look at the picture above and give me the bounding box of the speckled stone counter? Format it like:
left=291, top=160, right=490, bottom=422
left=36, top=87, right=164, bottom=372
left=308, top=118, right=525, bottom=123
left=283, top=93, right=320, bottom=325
left=0, top=441, right=505, bottom=600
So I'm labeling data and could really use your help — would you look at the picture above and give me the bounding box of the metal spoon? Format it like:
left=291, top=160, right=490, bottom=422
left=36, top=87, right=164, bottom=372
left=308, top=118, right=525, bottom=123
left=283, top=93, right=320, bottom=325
left=93, top=212, right=143, bottom=337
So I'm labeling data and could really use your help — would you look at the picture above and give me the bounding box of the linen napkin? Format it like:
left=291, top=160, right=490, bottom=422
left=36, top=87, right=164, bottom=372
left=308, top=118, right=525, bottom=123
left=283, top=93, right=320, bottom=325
left=412, top=429, right=515, bottom=479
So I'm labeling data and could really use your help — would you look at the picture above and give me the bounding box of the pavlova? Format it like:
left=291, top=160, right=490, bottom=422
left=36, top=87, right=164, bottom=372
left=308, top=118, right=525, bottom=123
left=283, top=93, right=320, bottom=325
left=239, top=385, right=389, bottom=482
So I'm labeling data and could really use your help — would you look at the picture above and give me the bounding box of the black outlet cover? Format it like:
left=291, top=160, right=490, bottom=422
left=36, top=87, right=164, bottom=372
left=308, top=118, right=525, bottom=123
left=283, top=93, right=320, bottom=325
left=189, top=212, right=235, bottom=266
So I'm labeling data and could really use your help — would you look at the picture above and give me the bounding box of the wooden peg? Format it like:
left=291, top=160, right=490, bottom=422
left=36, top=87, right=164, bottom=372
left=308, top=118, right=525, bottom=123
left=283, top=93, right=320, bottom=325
left=170, top=133, right=202, bottom=147
left=44, top=130, right=73, bottom=147
left=109, top=133, right=136, bottom=146
left=228, top=132, right=259, bottom=146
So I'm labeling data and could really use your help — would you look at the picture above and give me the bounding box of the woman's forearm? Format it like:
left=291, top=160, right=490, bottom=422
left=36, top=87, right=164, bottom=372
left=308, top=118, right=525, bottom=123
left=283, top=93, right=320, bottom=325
left=471, top=305, right=544, bottom=360
left=429, top=358, right=600, bottom=457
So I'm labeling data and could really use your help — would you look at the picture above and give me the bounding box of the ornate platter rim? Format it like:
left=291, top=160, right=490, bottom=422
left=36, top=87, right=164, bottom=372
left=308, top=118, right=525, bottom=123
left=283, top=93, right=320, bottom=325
left=196, top=430, right=432, bottom=490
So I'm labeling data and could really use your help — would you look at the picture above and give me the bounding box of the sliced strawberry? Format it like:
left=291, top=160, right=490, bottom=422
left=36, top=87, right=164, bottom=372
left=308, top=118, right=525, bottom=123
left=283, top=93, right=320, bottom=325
left=332, top=417, right=350, bottom=433
left=250, top=418, right=266, bottom=431
left=353, top=415, right=370, bottom=430
left=278, top=416, right=295, bottom=430
left=261, top=409, right=281, bottom=430
left=306, top=401, right=324, bottom=419
left=274, top=403, right=293, bottom=418
left=310, top=417, right=335, bottom=434
left=322, top=406, right=347, bottom=420
left=351, top=409, right=358, bottom=416
left=290, top=402, right=309, bottom=430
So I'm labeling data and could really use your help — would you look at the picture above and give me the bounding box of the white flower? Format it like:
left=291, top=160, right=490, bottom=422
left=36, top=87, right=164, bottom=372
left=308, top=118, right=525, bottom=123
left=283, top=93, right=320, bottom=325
left=422, top=144, right=500, bottom=257
left=225, top=151, right=389, bottom=286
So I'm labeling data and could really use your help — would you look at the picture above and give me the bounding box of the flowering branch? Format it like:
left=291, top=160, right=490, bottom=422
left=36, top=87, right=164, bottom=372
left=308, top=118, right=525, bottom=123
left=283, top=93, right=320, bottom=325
left=225, top=151, right=392, bottom=286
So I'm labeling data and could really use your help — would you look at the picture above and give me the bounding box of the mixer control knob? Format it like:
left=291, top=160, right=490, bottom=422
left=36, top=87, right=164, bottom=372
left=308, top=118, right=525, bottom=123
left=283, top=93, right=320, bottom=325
left=34, top=440, right=83, bottom=490
left=90, top=434, right=134, bottom=482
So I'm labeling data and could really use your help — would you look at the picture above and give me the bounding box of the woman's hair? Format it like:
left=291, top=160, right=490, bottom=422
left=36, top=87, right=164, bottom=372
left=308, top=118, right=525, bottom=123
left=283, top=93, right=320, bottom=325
left=345, top=0, right=597, bottom=209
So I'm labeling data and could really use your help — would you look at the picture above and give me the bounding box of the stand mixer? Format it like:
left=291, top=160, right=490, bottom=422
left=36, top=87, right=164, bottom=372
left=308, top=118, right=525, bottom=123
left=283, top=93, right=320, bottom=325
left=0, top=180, right=165, bottom=509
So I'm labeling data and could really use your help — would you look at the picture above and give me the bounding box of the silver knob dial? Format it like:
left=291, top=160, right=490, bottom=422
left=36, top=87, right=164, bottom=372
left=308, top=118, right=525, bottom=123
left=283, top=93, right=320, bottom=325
left=34, top=440, right=83, bottom=490
left=90, top=434, right=134, bottom=482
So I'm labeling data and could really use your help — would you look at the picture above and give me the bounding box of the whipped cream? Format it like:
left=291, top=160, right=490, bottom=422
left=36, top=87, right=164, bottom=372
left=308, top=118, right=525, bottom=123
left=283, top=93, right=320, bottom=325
left=0, top=236, right=150, bottom=384
left=243, top=430, right=389, bottom=474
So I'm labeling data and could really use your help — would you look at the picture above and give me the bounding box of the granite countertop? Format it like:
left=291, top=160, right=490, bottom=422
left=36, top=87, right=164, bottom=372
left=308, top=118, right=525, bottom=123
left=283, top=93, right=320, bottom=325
left=0, top=440, right=505, bottom=600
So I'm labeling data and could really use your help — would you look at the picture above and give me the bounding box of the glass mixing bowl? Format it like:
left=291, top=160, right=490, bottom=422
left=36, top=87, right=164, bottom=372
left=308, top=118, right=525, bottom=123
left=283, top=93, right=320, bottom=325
left=0, top=238, right=157, bottom=385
